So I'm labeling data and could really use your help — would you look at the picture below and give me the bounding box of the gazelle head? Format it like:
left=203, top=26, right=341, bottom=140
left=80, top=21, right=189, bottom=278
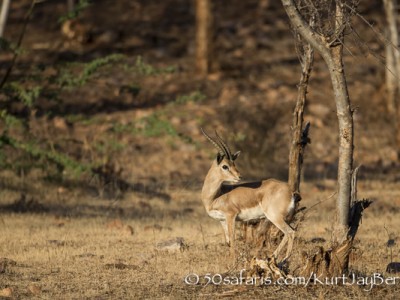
left=201, top=128, right=242, bottom=183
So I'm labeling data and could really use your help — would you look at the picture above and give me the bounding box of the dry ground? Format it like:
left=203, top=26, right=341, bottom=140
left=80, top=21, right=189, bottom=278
left=1, top=177, right=400, bottom=299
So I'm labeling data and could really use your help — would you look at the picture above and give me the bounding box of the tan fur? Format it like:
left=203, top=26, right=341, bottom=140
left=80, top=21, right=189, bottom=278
left=201, top=157, right=295, bottom=260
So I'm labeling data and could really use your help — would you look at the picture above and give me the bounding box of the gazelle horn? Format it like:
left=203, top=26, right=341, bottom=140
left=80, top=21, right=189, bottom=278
left=215, top=130, right=233, bottom=161
left=201, top=128, right=226, bottom=157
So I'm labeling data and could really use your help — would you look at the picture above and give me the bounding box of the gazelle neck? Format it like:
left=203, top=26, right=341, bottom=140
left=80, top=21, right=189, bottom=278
left=201, top=161, right=223, bottom=212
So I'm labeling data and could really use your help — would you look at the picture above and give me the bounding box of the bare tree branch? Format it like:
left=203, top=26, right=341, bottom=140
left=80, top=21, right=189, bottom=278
left=281, top=0, right=330, bottom=60
left=288, top=39, right=313, bottom=195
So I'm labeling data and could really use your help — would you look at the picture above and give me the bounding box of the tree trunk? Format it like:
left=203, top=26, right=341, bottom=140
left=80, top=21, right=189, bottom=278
left=383, top=0, right=400, bottom=159
left=383, top=0, right=400, bottom=96
left=288, top=41, right=313, bottom=195
left=195, top=0, right=213, bottom=76
left=330, top=3, right=353, bottom=240
left=325, top=46, right=354, bottom=243
left=0, top=0, right=11, bottom=38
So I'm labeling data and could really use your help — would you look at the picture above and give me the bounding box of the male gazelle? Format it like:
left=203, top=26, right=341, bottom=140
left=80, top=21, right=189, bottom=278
left=201, top=128, right=299, bottom=261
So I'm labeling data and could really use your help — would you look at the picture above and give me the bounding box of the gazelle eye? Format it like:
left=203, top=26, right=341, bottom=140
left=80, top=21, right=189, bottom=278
left=222, top=165, right=229, bottom=171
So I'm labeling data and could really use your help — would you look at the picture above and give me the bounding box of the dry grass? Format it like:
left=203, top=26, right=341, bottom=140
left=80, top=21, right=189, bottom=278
left=1, top=179, right=400, bottom=299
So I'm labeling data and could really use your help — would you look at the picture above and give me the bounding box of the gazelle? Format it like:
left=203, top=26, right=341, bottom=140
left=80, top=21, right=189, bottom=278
left=201, top=128, right=299, bottom=261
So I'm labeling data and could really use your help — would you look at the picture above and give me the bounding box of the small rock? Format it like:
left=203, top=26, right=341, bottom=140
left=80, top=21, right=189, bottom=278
left=156, top=237, right=188, bottom=253
left=386, top=262, right=400, bottom=273
left=387, top=239, right=396, bottom=247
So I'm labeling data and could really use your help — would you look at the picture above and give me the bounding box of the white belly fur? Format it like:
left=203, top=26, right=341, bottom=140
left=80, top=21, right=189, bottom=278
left=237, top=206, right=265, bottom=222
left=208, top=210, right=226, bottom=221
left=208, top=206, right=267, bottom=222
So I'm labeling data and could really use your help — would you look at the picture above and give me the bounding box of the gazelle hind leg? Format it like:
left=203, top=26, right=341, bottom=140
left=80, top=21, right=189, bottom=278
left=267, top=216, right=295, bottom=260
left=273, top=235, right=288, bottom=258
left=284, top=228, right=295, bottom=260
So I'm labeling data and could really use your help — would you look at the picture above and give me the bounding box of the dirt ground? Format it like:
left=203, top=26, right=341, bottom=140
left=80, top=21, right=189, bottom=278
left=0, top=0, right=399, bottom=299
left=1, top=179, right=400, bottom=299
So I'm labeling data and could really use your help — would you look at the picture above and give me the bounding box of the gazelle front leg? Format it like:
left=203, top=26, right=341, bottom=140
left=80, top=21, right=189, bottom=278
left=220, top=220, right=229, bottom=245
left=226, top=214, right=237, bottom=256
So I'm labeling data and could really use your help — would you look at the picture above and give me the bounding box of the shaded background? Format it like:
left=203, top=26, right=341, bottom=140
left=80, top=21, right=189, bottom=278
left=0, top=0, right=398, bottom=201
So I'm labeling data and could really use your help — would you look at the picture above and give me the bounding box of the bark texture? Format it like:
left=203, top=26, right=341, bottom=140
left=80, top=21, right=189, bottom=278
left=383, top=0, right=400, bottom=159
left=195, top=0, right=213, bottom=76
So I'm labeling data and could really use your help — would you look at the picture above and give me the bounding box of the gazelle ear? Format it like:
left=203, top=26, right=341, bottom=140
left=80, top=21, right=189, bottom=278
left=232, top=151, right=241, bottom=161
left=216, top=153, right=225, bottom=165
